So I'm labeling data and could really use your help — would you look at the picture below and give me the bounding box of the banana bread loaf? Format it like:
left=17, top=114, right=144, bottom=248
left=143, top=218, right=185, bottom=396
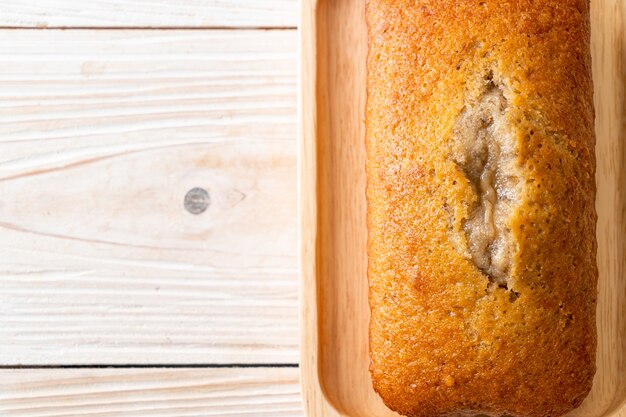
left=366, top=1, right=597, bottom=416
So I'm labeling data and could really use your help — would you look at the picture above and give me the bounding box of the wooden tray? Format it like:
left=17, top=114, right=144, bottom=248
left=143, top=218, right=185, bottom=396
left=299, top=0, right=626, bottom=416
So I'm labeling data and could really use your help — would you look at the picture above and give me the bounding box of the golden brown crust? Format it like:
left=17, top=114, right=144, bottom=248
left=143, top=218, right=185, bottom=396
left=366, top=1, right=597, bottom=416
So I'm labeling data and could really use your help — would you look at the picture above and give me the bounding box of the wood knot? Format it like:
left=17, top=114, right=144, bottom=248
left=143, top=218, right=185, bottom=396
left=184, top=187, right=210, bottom=215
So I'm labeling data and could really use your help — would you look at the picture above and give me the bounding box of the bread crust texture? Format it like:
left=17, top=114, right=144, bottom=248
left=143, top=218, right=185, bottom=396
left=366, top=1, right=597, bottom=416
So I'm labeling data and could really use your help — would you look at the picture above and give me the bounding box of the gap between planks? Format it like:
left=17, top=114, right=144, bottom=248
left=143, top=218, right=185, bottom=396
left=0, top=364, right=299, bottom=369
left=0, top=26, right=297, bottom=30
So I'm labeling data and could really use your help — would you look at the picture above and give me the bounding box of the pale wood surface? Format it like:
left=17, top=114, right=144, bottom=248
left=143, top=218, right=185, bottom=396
left=0, top=0, right=297, bottom=28
left=300, top=1, right=626, bottom=417
left=0, top=1, right=304, bottom=416
left=0, top=367, right=303, bottom=416
left=0, top=29, right=298, bottom=365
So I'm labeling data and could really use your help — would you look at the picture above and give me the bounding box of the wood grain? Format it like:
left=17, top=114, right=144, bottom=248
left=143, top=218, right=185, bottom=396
left=0, top=0, right=297, bottom=28
left=584, top=1, right=626, bottom=415
left=0, top=30, right=298, bottom=365
left=299, top=0, right=626, bottom=416
left=0, top=367, right=303, bottom=417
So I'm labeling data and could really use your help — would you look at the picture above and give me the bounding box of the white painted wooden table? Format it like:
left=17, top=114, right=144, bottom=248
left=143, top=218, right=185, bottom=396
left=0, top=1, right=302, bottom=415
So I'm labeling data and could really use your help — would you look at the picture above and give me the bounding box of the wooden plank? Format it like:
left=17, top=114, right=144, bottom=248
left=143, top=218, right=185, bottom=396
left=0, top=1, right=297, bottom=28
left=0, top=30, right=298, bottom=365
left=0, top=367, right=303, bottom=417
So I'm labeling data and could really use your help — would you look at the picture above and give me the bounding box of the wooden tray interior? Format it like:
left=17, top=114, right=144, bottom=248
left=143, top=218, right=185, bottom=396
left=301, top=0, right=626, bottom=416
